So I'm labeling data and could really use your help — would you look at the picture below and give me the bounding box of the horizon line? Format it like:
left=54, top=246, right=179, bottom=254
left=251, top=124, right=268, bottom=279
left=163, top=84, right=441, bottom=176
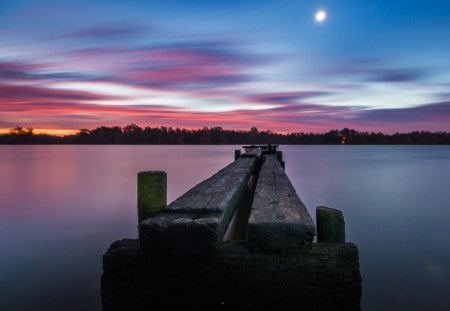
left=1, top=125, right=449, bottom=137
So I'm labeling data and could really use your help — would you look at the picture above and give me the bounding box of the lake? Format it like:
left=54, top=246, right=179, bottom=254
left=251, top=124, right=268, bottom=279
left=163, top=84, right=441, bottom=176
left=1, top=145, right=449, bottom=310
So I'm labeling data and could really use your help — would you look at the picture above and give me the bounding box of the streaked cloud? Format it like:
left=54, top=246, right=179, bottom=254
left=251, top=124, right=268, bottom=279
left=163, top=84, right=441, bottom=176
left=357, top=102, right=450, bottom=124
left=316, top=58, right=430, bottom=83
left=244, top=91, right=331, bottom=105
left=0, top=83, right=120, bottom=102
left=368, top=68, right=428, bottom=83
left=66, top=22, right=148, bottom=39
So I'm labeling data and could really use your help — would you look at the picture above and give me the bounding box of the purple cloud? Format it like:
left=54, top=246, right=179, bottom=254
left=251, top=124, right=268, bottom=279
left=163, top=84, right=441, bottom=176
left=244, top=91, right=331, bottom=105
left=0, top=60, right=94, bottom=83
left=160, top=40, right=271, bottom=67
left=357, top=102, right=450, bottom=123
left=65, top=40, right=262, bottom=91
left=368, top=68, right=428, bottom=83
left=434, top=91, right=450, bottom=101
left=317, top=58, right=430, bottom=83
left=0, top=83, right=123, bottom=102
left=0, top=61, right=41, bottom=80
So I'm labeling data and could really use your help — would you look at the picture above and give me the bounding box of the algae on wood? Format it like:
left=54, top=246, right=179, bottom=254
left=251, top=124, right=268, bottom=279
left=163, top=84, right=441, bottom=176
left=137, top=171, right=167, bottom=224
left=316, top=206, right=346, bottom=243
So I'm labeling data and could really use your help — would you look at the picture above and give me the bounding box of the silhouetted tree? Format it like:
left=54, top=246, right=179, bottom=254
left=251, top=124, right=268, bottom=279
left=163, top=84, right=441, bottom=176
left=1, top=125, right=450, bottom=145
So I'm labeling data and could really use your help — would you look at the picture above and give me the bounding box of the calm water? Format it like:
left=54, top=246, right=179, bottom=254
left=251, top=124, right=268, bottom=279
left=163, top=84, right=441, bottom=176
left=1, top=145, right=449, bottom=310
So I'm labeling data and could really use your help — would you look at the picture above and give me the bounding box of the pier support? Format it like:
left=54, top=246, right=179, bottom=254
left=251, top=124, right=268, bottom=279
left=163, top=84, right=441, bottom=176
left=137, top=171, right=167, bottom=224
left=102, top=239, right=361, bottom=311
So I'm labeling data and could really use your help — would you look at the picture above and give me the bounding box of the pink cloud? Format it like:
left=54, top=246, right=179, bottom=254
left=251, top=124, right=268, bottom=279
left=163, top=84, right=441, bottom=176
left=63, top=44, right=254, bottom=91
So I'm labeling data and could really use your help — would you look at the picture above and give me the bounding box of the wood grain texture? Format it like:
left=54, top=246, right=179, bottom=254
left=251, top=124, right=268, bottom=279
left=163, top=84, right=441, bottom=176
left=139, top=156, right=258, bottom=255
left=166, top=157, right=256, bottom=213
left=248, top=155, right=315, bottom=253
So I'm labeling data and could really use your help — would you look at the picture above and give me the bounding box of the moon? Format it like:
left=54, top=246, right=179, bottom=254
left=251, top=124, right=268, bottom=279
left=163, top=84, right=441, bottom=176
left=315, top=10, right=327, bottom=23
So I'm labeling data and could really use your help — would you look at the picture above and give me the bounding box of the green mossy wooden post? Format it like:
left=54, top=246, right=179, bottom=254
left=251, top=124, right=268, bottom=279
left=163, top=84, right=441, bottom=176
left=316, top=206, right=346, bottom=243
left=137, top=171, right=167, bottom=225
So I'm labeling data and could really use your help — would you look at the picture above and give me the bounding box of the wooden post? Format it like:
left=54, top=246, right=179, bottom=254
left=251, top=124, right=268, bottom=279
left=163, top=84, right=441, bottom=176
left=316, top=206, right=346, bottom=243
left=276, top=150, right=283, bottom=162
left=137, top=171, right=167, bottom=225
left=276, top=151, right=285, bottom=169
left=234, top=149, right=241, bottom=160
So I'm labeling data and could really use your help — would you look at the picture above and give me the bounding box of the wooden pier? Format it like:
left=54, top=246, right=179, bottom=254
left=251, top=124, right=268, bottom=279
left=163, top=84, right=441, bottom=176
left=102, top=145, right=361, bottom=310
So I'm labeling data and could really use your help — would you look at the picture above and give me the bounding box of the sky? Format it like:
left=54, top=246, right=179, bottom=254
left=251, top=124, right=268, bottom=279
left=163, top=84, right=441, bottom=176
left=1, top=0, right=450, bottom=135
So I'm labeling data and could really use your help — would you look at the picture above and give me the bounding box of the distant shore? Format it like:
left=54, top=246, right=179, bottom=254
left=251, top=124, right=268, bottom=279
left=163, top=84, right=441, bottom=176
left=1, top=125, right=449, bottom=145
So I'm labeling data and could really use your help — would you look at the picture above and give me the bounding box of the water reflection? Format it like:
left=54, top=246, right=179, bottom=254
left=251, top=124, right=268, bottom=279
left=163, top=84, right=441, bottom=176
left=1, top=145, right=450, bottom=310
left=283, top=145, right=450, bottom=310
left=0, top=145, right=238, bottom=310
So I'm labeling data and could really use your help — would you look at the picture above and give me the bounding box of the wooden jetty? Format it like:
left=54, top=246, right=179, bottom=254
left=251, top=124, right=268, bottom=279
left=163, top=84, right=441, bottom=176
left=102, top=145, right=361, bottom=310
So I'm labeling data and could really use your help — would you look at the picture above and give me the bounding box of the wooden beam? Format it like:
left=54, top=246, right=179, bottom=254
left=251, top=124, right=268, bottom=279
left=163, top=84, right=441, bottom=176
left=139, top=156, right=258, bottom=256
left=248, top=155, right=315, bottom=253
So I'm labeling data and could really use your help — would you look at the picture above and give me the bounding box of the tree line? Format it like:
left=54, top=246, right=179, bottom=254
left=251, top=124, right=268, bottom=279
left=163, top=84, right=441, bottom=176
left=1, top=125, right=450, bottom=144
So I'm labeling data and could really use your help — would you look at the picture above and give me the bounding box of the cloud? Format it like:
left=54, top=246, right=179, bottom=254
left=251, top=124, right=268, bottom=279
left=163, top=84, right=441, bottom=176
left=64, top=40, right=262, bottom=91
left=0, top=61, right=42, bottom=80
left=160, top=40, right=269, bottom=67
left=317, top=58, right=430, bottom=83
left=367, top=68, right=428, bottom=83
left=0, top=97, right=251, bottom=131
left=244, top=91, right=331, bottom=105
left=433, top=91, right=450, bottom=101
left=357, top=102, right=450, bottom=123
left=66, top=21, right=149, bottom=39
left=0, top=84, right=121, bottom=102
left=125, top=42, right=263, bottom=90
left=0, top=60, right=93, bottom=83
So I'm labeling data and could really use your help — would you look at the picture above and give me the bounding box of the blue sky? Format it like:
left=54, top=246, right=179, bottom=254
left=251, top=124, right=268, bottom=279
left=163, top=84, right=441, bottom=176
left=1, top=0, right=450, bottom=134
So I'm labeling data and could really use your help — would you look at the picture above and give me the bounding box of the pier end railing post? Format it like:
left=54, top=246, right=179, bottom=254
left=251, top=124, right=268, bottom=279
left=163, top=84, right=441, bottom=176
left=137, top=171, right=167, bottom=225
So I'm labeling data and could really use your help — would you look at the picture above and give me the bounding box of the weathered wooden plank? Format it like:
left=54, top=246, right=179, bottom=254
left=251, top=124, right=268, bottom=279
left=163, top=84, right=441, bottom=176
left=166, top=157, right=255, bottom=213
left=139, top=156, right=258, bottom=256
left=248, top=155, right=315, bottom=253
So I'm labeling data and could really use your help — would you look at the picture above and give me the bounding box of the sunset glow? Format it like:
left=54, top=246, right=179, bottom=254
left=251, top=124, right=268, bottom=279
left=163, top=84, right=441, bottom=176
left=1, top=1, right=449, bottom=134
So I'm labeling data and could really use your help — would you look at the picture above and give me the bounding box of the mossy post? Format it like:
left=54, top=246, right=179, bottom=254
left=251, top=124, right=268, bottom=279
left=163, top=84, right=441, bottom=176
left=316, top=206, right=345, bottom=243
left=138, top=171, right=167, bottom=225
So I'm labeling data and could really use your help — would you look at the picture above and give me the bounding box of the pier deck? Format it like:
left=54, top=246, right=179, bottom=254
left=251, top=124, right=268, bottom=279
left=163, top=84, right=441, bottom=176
left=248, top=154, right=315, bottom=253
